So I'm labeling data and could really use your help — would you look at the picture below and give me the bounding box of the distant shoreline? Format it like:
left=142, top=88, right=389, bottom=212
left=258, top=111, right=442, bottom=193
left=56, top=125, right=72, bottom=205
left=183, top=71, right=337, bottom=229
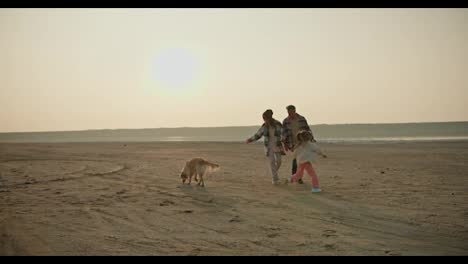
left=1, top=122, right=467, bottom=143
left=1, top=121, right=468, bottom=134
left=2, top=139, right=468, bottom=145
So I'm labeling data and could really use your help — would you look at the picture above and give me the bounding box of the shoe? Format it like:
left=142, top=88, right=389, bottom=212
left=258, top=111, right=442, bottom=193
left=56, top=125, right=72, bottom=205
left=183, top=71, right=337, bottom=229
left=311, top=188, right=322, bottom=193
left=298, top=179, right=304, bottom=184
left=272, top=180, right=280, bottom=185
left=287, top=175, right=293, bottom=183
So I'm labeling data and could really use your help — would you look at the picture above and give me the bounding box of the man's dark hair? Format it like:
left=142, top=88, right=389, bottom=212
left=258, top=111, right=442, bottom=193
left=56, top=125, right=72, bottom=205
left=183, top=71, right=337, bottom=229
left=286, top=105, right=296, bottom=111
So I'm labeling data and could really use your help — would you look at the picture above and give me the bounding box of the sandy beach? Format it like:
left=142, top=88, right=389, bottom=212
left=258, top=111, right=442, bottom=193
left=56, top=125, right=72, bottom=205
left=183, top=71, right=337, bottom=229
left=0, top=141, right=467, bottom=255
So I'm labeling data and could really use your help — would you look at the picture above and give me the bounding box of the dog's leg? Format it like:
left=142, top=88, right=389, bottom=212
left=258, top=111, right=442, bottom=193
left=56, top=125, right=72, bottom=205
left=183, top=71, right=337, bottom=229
left=195, top=168, right=201, bottom=185
left=188, top=173, right=192, bottom=185
left=196, top=174, right=201, bottom=186
left=198, top=167, right=205, bottom=187
left=199, top=174, right=204, bottom=187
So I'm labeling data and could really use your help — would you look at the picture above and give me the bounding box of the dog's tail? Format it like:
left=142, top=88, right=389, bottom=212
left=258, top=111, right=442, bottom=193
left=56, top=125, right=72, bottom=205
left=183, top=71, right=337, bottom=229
left=202, top=160, right=220, bottom=173
left=207, top=161, right=220, bottom=168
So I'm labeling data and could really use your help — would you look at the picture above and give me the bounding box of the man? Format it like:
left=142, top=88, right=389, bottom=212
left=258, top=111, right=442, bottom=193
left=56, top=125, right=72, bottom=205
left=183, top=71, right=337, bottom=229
left=282, top=105, right=315, bottom=184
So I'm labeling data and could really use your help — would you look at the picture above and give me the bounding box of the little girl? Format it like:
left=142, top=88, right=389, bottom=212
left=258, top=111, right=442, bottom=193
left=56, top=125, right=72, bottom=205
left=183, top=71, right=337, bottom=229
left=288, top=130, right=327, bottom=193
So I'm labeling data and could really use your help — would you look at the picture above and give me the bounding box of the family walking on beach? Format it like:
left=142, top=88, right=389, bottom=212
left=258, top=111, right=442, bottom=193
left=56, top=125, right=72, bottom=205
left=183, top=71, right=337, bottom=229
left=246, top=105, right=327, bottom=193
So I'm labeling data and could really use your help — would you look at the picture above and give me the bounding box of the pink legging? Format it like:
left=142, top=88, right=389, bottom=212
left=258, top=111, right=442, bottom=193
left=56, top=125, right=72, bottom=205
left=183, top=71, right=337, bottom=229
left=291, top=162, right=320, bottom=188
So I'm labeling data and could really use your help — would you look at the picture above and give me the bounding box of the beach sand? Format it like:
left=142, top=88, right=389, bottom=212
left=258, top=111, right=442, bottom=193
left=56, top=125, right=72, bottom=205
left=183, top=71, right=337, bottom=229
left=0, top=141, right=467, bottom=255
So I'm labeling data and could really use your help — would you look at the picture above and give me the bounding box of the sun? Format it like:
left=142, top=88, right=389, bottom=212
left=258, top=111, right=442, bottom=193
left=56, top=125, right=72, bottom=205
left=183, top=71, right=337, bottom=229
left=152, top=48, right=199, bottom=90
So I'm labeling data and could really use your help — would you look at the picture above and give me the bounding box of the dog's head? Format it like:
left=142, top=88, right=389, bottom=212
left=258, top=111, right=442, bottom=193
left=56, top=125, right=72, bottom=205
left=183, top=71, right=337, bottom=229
left=180, top=162, right=189, bottom=183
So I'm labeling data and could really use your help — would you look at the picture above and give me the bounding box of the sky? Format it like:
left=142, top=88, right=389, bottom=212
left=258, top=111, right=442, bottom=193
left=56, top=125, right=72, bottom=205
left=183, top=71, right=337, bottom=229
left=0, top=8, right=467, bottom=132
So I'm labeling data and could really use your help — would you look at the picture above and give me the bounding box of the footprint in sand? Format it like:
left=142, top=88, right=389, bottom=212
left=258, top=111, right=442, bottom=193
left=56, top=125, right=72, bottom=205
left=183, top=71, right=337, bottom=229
left=188, top=248, right=201, bottom=256
left=159, top=200, right=175, bottom=206
left=24, top=178, right=37, bottom=184
left=116, top=189, right=127, bottom=195
left=324, top=244, right=336, bottom=250
left=229, top=215, right=241, bottom=223
left=322, top=229, right=337, bottom=238
left=385, top=250, right=401, bottom=256
left=260, top=226, right=281, bottom=232
left=267, top=233, right=279, bottom=238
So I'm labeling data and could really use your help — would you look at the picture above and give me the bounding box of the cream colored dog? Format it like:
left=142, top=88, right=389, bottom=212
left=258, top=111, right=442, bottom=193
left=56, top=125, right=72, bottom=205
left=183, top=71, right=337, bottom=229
left=180, top=158, right=220, bottom=187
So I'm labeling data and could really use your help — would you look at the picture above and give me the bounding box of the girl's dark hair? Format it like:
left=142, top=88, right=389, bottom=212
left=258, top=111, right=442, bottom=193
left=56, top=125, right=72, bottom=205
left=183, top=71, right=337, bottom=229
left=296, top=130, right=312, bottom=143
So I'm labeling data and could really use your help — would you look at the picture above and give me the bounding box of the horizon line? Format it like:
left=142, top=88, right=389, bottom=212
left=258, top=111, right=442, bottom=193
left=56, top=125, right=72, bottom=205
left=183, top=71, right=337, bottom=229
left=1, top=120, right=467, bottom=134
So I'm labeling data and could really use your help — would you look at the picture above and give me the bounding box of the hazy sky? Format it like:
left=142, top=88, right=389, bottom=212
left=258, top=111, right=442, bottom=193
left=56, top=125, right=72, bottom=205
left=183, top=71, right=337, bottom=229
left=1, top=8, right=467, bottom=132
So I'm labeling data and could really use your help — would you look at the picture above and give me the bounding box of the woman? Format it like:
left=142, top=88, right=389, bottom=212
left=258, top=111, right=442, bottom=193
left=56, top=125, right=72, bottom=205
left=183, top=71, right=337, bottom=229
left=246, top=109, right=286, bottom=185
